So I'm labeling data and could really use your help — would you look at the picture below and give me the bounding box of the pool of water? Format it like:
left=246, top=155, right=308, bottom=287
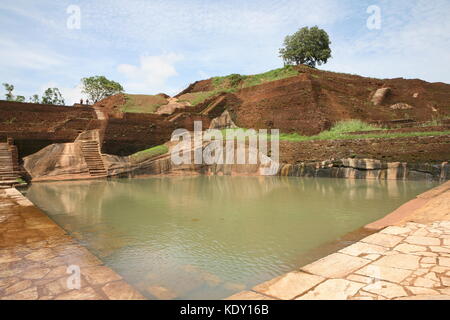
left=24, top=176, right=437, bottom=299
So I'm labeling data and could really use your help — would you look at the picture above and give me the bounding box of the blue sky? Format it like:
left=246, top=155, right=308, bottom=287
left=1, top=0, right=449, bottom=104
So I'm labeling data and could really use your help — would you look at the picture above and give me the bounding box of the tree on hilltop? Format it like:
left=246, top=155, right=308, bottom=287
left=41, top=88, right=65, bottom=105
left=2, top=83, right=25, bottom=102
left=81, top=76, right=124, bottom=103
left=279, top=26, right=332, bottom=68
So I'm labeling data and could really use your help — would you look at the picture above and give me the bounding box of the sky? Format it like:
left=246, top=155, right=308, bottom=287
left=0, top=0, right=449, bottom=104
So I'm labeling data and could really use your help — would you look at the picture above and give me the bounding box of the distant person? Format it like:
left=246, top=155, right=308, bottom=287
left=86, top=99, right=90, bottom=105
left=80, top=99, right=83, bottom=105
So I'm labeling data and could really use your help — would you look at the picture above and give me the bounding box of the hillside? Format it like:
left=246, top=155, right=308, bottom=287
left=95, top=65, right=450, bottom=136
left=174, top=65, right=450, bottom=135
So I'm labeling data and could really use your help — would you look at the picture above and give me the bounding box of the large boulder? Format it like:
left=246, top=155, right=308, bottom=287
left=23, top=143, right=89, bottom=179
left=371, top=87, right=391, bottom=106
left=209, top=110, right=238, bottom=129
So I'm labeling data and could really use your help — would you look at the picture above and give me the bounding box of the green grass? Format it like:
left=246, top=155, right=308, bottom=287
left=325, top=119, right=379, bottom=133
left=418, top=115, right=450, bottom=127
left=219, top=120, right=450, bottom=142
left=179, top=66, right=300, bottom=107
left=120, top=94, right=168, bottom=113
left=4, top=117, right=16, bottom=124
left=211, top=65, right=299, bottom=91
left=130, top=145, right=169, bottom=162
left=180, top=91, right=220, bottom=105
left=278, top=130, right=450, bottom=142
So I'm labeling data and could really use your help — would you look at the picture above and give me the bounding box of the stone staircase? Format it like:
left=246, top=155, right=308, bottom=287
left=80, top=140, right=108, bottom=177
left=0, top=142, right=20, bottom=186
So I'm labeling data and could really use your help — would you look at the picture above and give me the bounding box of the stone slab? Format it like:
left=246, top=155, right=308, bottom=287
left=301, top=253, right=370, bottom=279
left=253, top=271, right=325, bottom=300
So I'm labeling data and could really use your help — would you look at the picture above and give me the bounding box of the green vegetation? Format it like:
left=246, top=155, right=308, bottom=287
left=212, top=65, right=299, bottom=90
left=220, top=120, right=449, bottom=142
left=180, top=66, right=300, bottom=106
left=418, top=115, right=450, bottom=127
left=81, top=76, right=124, bottom=103
left=326, top=119, right=379, bottom=133
left=178, top=90, right=226, bottom=106
left=15, top=178, right=26, bottom=184
left=2, top=83, right=25, bottom=102
left=121, top=94, right=168, bottom=113
left=130, top=145, right=169, bottom=162
left=41, top=88, right=65, bottom=105
left=279, top=26, right=332, bottom=67
left=278, top=130, right=450, bottom=142
left=2, top=83, right=65, bottom=105
left=3, top=117, right=16, bottom=124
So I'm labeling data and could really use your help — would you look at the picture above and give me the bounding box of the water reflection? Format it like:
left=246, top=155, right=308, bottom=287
left=25, top=176, right=436, bottom=299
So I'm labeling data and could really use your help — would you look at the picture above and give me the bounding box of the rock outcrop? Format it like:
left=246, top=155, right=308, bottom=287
left=371, top=87, right=391, bottom=106
left=390, top=103, right=413, bottom=110
left=277, top=159, right=449, bottom=181
left=23, top=142, right=90, bottom=180
left=209, top=110, right=238, bottom=129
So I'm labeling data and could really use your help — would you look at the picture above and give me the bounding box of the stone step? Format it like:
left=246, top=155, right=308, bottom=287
left=81, top=139, right=107, bottom=178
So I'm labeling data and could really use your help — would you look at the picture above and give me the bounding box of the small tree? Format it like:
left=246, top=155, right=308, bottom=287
left=279, top=26, right=332, bottom=68
left=2, top=83, right=26, bottom=102
left=29, top=94, right=40, bottom=103
left=15, top=95, right=25, bottom=102
left=2, top=83, right=15, bottom=101
left=41, top=88, right=65, bottom=105
left=81, top=76, right=124, bottom=103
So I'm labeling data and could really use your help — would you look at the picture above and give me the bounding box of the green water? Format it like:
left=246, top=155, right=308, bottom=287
left=25, top=176, right=437, bottom=299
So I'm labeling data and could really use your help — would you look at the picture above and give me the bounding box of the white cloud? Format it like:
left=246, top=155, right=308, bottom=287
left=327, top=0, right=450, bottom=82
left=0, top=38, right=65, bottom=70
left=117, top=53, right=184, bottom=94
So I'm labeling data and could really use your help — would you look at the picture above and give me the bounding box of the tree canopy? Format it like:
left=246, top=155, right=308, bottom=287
left=2, top=83, right=65, bottom=105
left=2, top=83, right=25, bottom=102
left=81, top=76, right=124, bottom=102
left=279, top=26, right=332, bottom=68
left=41, top=88, right=65, bottom=105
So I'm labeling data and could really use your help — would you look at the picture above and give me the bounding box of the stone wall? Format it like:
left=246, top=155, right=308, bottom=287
left=278, top=159, right=449, bottom=181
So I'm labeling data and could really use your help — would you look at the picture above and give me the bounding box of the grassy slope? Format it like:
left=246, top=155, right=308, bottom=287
left=178, top=66, right=300, bottom=106
left=221, top=120, right=450, bottom=142
left=130, top=145, right=169, bottom=163
left=120, top=94, right=168, bottom=113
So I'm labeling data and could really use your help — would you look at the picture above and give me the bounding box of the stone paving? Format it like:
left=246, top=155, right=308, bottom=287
left=228, top=183, right=450, bottom=300
left=0, top=188, right=145, bottom=300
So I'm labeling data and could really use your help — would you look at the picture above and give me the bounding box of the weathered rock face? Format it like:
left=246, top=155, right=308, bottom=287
left=209, top=110, right=238, bottom=129
left=23, top=143, right=90, bottom=179
left=371, top=88, right=391, bottom=106
left=277, top=159, right=449, bottom=181
left=22, top=131, right=450, bottom=182
left=155, top=97, right=191, bottom=115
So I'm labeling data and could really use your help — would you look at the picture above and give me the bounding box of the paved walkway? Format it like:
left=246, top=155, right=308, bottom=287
left=0, top=188, right=145, bottom=300
left=228, top=182, right=450, bottom=300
